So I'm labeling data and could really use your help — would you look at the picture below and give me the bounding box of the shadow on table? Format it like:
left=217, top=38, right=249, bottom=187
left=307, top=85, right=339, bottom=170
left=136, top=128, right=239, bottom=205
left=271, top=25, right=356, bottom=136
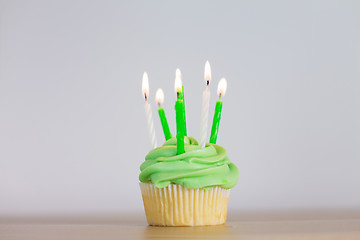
left=143, top=224, right=232, bottom=239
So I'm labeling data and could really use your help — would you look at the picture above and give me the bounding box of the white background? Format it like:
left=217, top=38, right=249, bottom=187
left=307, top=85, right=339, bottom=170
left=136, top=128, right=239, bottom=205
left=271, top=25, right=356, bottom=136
left=1, top=0, right=359, bottom=216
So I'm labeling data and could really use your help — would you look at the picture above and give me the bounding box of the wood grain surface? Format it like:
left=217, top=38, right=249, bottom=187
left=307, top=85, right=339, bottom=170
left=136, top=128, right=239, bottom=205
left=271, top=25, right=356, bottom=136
left=1, top=211, right=360, bottom=240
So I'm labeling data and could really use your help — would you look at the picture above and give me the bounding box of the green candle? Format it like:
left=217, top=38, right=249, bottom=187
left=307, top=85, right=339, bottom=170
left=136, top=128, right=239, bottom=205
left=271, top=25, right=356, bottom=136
left=209, top=78, right=228, bottom=144
left=156, top=88, right=172, bottom=140
left=209, top=100, right=223, bottom=144
left=175, top=70, right=185, bottom=154
left=175, top=96, right=185, bottom=154
left=176, top=69, right=187, bottom=136
left=158, top=107, right=172, bottom=140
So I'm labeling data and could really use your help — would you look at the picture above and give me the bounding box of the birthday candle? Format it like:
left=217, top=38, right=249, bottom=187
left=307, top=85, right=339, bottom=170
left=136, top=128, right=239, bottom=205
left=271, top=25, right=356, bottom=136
left=174, top=73, right=185, bottom=154
left=156, top=88, right=172, bottom=140
left=199, top=61, right=211, bottom=148
left=209, top=78, right=227, bottom=144
left=142, top=72, right=157, bottom=149
left=176, top=69, right=187, bottom=136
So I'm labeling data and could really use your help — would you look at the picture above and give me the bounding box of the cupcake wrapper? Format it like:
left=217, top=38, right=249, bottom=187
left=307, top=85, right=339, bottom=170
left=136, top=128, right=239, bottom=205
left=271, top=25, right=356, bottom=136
left=139, top=182, right=230, bottom=226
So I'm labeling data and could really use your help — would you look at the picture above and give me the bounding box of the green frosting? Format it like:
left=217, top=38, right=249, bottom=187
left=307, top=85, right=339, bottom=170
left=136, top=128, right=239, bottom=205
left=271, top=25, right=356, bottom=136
left=139, top=136, right=239, bottom=190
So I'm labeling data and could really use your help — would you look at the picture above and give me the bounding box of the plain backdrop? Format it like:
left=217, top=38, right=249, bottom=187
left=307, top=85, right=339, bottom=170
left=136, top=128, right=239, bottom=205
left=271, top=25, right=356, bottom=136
left=0, top=0, right=359, bottom=216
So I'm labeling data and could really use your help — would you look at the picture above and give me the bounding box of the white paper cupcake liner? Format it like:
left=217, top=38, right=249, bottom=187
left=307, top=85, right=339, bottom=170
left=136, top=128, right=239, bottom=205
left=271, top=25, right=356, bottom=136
left=139, top=182, right=230, bottom=226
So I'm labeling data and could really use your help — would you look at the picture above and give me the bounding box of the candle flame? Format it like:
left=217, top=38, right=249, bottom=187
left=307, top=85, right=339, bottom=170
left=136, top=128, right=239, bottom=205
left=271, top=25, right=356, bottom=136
left=142, top=72, right=150, bottom=100
left=204, top=60, right=211, bottom=84
left=155, top=88, right=164, bottom=105
left=174, top=69, right=183, bottom=93
left=217, top=78, right=227, bottom=97
left=176, top=68, right=182, bottom=80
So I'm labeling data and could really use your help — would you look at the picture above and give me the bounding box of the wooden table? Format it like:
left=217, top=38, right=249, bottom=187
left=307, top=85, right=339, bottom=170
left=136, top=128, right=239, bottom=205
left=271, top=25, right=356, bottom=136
left=1, top=211, right=360, bottom=240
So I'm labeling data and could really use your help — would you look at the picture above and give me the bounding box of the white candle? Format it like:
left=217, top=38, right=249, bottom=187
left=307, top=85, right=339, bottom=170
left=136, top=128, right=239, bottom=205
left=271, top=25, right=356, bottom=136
left=199, top=61, right=211, bottom=148
left=142, top=72, right=157, bottom=149
left=144, top=102, right=157, bottom=148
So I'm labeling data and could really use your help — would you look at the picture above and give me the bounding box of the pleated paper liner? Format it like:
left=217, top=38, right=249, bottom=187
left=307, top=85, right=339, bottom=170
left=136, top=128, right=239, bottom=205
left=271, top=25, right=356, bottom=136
left=139, top=182, right=230, bottom=226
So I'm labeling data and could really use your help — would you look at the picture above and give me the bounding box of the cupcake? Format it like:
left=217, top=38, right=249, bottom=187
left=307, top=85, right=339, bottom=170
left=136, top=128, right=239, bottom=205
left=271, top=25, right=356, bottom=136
left=139, top=137, right=239, bottom=226
left=139, top=63, right=239, bottom=226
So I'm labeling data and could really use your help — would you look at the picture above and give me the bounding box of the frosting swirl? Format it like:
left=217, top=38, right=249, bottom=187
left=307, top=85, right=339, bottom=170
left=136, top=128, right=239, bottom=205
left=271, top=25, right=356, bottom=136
left=139, top=136, right=239, bottom=190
